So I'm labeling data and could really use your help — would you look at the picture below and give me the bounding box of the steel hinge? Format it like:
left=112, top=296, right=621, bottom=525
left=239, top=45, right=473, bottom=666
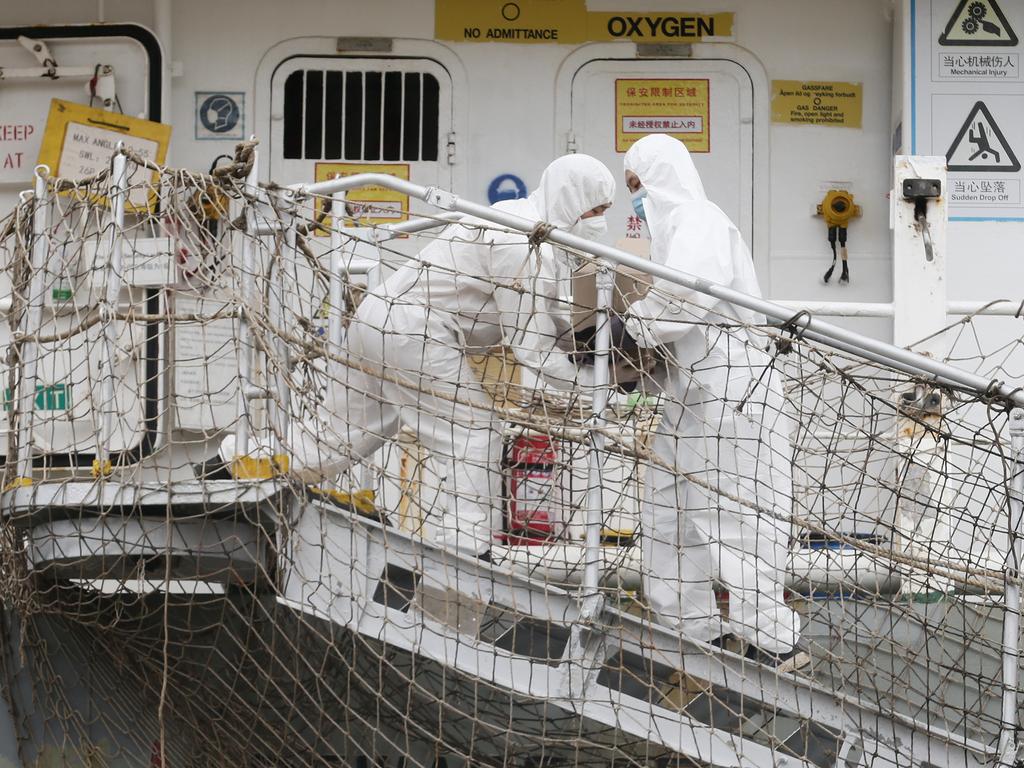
left=446, top=132, right=457, bottom=165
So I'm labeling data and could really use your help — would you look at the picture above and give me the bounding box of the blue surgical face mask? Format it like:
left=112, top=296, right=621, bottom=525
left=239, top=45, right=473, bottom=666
left=631, top=188, right=648, bottom=221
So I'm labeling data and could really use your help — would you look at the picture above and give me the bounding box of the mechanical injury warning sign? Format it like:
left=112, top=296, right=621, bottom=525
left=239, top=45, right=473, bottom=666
left=939, top=0, right=1017, bottom=46
left=914, top=0, right=1024, bottom=218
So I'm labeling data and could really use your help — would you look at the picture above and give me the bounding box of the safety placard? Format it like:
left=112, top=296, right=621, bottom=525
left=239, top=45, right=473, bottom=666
left=938, top=0, right=1017, bottom=45
left=36, top=99, right=171, bottom=212
left=913, top=0, right=1024, bottom=219
left=435, top=1, right=733, bottom=44
left=586, top=11, right=734, bottom=42
left=195, top=92, right=245, bottom=140
left=945, top=100, right=1020, bottom=171
left=770, top=81, right=863, bottom=128
left=0, top=120, right=41, bottom=184
left=314, top=163, right=410, bottom=228
left=615, top=79, right=709, bottom=153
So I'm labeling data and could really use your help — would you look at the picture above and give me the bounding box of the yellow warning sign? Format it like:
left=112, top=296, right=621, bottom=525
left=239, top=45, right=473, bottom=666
left=36, top=99, right=171, bottom=212
left=615, top=79, right=710, bottom=154
left=314, top=162, right=410, bottom=228
left=770, top=81, right=863, bottom=128
left=435, top=1, right=733, bottom=44
left=587, top=11, right=733, bottom=42
left=939, top=0, right=1017, bottom=46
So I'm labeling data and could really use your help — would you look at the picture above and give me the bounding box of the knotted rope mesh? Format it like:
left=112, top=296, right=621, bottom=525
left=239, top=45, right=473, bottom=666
left=0, top=150, right=1018, bottom=767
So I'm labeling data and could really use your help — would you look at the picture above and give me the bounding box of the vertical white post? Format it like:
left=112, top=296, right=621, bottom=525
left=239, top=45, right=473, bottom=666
left=997, top=407, right=1024, bottom=767
left=13, top=167, right=51, bottom=485
left=891, top=155, right=948, bottom=353
left=94, top=148, right=128, bottom=478
left=892, top=156, right=952, bottom=597
left=582, top=262, right=614, bottom=609
left=267, top=211, right=294, bottom=464
left=567, top=260, right=613, bottom=698
left=328, top=192, right=346, bottom=366
left=232, top=144, right=259, bottom=463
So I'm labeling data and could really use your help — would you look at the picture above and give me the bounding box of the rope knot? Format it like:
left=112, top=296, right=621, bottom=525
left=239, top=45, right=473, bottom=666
left=528, top=221, right=556, bottom=250
left=774, top=309, right=812, bottom=356
left=213, top=139, right=259, bottom=182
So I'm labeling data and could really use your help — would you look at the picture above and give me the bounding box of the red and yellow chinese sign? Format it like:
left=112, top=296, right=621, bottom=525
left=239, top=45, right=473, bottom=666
left=614, top=79, right=710, bottom=153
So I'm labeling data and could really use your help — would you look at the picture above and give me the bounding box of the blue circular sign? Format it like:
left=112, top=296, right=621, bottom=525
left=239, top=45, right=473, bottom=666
left=487, top=173, right=527, bottom=204
left=199, top=94, right=241, bottom=134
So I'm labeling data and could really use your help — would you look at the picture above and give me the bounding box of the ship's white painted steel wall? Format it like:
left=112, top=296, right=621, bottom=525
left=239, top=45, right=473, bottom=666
left=1, top=1, right=899, bottom=333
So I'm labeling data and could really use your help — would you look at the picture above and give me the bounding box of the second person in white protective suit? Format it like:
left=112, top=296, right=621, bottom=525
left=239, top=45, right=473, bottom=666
left=287, top=154, right=616, bottom=557
left=621, top=134, right=801, bottom=664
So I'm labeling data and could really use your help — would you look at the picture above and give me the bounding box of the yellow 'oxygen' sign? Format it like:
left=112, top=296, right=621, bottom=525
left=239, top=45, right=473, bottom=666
left=435, top=1, right=734, bottom=45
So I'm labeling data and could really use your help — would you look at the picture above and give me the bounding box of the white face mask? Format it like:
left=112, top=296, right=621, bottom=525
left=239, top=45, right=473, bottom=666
left=571, top=214, right=608, bottom=241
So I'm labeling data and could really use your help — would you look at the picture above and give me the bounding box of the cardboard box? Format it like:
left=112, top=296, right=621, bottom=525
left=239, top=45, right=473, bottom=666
left=571, top=238, right=653, bottom=330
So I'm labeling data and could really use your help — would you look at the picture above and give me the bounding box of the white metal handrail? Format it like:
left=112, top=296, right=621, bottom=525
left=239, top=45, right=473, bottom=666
left=292, top=173, right=1024, bottom=408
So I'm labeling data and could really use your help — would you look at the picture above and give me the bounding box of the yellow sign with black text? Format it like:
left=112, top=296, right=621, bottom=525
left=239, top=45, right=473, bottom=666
left=37, top=99, right=171, bottom=212
left=314, top=163, right=410, bottom=228
left=771, top=80, right=863, bottom=128
left=615, top=79, right=710, bottom=153
left=435, top=1, right=733, bottom=44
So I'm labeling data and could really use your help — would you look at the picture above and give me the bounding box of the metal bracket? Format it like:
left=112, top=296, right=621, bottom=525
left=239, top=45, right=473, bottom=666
left=902, top=178, right=942, bottom=263
left=423, top=186, right=459, bottom=210
left=1011, top=408, right=1024, bottom=438
left=445, top=132, right=457, bottom=165
left=18, top=35, right=56, bottom=70
left=88, top=64, right=117, bottom=110
left=898, top=384, right=943, bottom=418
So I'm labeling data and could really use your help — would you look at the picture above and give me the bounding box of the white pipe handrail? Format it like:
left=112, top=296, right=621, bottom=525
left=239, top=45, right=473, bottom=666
left=290, top=173, right=1024, bottom=407
left=773, top=299, right=1024, bottom=319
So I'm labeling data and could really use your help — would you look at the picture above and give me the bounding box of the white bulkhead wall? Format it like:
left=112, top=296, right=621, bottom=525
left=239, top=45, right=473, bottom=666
left=1, top=0, right=898, bottom=338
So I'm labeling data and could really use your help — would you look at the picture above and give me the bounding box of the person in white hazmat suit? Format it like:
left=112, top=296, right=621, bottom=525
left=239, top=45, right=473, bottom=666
left=279, top=154, right=616, bottom=557
left=620, top=134, right=801, bottom=663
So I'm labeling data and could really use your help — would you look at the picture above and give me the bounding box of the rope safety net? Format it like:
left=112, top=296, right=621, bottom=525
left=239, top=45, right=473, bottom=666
left=0, top=146, right=1020, bottom=767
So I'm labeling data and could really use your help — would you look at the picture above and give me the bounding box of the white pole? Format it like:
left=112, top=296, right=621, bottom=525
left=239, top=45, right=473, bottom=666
left=328, top=192, right=346, bottom=367
left=13, top=167, right=51, bottom=484
left=269, top=214, right=294, bottom=463
left=582, top=262, right=614, bottom=611
left=232, top=144, right=259, bottom=462
left=94, top=148, right=128, bottom=478
left=997, top=407, right=1024, bottom=766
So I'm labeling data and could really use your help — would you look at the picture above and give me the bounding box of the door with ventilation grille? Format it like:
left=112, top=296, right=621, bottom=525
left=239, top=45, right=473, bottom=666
left=270, top=56, right=454, bottom=224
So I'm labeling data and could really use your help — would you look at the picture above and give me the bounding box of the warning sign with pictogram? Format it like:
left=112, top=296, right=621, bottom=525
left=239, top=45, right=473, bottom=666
left=946, top=101, right=1020, bottom=171
left=917, top=1, right=1024, bottom=218
left=939, top=0, right=1018, bottom=46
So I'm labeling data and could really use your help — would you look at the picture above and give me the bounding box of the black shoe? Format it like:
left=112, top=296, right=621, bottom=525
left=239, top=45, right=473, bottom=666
left=744, top=643, right=810, bottom=671
left=477, top=550, right=492, bottom=563
left=709, top=633, right=735, bottom=650
left=193, top=457, right=232, bottom=481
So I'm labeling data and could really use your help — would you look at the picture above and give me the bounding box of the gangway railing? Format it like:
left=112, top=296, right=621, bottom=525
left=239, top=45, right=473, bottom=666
left=293, top=172, right=1024, bottom=409
left=275, top=166, right=1024, bottom=767
left=5, top=144, right=1024, bottom=767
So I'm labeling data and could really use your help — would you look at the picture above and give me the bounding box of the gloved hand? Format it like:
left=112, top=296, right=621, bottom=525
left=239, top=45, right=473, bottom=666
left=609, top=315, right=639, bottom=354
left=571, top=315, right=639, bottom=359
left=610, top=348, right=657, bottom=385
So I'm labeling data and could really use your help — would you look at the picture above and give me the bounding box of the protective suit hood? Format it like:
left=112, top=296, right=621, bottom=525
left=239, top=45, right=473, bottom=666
left=521, top=153, right=616, bottom=228
left=624, top=133, right=706, bottom=244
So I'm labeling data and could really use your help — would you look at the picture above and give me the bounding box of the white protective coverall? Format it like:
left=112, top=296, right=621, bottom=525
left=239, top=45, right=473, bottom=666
left=623, top=134, right=799, bottom=654
left=289, top=154, right=616, bottom=555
